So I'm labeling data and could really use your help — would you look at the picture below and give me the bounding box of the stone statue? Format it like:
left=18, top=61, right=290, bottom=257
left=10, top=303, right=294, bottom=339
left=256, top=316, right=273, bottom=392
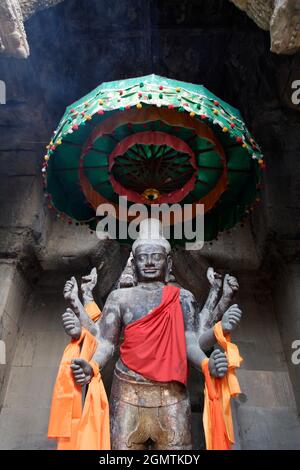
left=61, top=219, right=242, bottom=450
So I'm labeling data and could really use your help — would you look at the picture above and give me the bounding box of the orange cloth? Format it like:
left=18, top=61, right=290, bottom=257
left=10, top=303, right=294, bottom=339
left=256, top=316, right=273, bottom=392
left=76, top=360, right=110, bottom=450
left=201, top=358, right=231, bottom=450
left=84, top=301, right=101, bottom=322
left=48, top=302, right=110, bottom=450
left=201, top=321, right=243, bottom=450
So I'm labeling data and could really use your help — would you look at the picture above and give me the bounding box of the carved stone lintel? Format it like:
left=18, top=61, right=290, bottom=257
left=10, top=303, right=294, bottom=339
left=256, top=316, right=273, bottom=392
left=1, top=0, right=300, bottom=59
left=0, top=0, right=63, bottom=59
left=20, top=0, right=63, bottom=21
left=271, top=0, right=300, bottom=55
left=0, top=0, right=29, bottom=59
left=229, top=0, right=300, bottom=55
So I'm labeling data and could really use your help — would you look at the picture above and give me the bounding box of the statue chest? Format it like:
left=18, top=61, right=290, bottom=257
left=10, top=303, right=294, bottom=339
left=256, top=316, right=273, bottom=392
left=121, top=287, right=165, bottom=325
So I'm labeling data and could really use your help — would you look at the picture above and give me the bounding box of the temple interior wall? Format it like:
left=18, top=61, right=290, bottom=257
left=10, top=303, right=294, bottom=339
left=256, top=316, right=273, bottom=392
left=274, top=265, right=300, bottom=414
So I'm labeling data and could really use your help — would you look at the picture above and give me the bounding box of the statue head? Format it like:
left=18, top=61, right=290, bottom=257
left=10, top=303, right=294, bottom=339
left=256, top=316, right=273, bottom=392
left=132, top=219, right=172, bottom=284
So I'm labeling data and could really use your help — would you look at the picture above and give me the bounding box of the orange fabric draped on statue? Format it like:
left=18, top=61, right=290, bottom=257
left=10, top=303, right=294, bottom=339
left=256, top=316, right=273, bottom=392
left=201, top=321, right=243, bottom=450
left=48, top=302, right=110, bottom=450
left=120, top=285, right=188, bottom=385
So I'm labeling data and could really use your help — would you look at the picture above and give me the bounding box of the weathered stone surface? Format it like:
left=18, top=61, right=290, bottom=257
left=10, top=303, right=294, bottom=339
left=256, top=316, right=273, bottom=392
left=0, top=0, right=63, bottom=59
left=0, top=406, right=55, bottom=449
left=20, top=0, right=63, bottom=21
left=237, top=369, right=296, bottom=408
left=236, top=406, right=300, bottom=449
left=1, top=0, right=300, bottom=60
left=0, top=261, right=30, bottom=408
left=273, top=264, right=300, bottom=413
left=229, top=0, right=300, bottom=54
left=229, top=0, right=272, bottom=31
left=0, top=0, right=29, bottom=58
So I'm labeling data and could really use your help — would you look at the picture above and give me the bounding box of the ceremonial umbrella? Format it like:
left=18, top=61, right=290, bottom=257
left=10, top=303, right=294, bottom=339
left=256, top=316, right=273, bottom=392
left=42, top=74, right=264, bottom=243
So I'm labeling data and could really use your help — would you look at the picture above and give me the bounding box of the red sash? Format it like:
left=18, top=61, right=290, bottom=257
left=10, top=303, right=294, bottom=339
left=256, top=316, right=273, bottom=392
left=120, top=285, right=188, bottom=385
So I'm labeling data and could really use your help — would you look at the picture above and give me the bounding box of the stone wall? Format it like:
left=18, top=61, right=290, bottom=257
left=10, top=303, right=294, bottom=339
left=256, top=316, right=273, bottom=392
left=0, top=260, right=30, bottom=408
left=274, top=264, right=300, bottom=414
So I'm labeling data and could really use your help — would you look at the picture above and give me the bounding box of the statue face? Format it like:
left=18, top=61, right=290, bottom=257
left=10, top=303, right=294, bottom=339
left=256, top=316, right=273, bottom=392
left=133, top=244, right=170, bottom=283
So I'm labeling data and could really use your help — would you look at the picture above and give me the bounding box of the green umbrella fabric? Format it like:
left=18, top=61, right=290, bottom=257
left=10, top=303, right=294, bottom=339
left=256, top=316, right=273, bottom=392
left=42, top=74, right=263, bottom=243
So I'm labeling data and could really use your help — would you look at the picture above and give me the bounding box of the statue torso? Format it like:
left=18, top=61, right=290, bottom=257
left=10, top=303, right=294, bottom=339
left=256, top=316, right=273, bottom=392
left=119, top=283, right=164, bottom=325
left=112, top=283, right=189, bottom=384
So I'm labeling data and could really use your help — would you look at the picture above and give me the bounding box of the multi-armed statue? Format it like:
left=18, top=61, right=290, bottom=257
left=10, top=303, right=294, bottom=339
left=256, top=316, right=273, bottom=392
left=50, top=219, right=242, bottom=450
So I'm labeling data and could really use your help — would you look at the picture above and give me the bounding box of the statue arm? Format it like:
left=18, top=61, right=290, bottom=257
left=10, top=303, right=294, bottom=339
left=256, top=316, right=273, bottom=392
left=81, top=267, right=98, bottom=306
left=209, top=295, right=232, bottom=327
left=181, top=289, right=228, bottom=378
left=180, top=289, right=208, bottom=368
left=71, top=298, right=98, bottom=337
left=198, top=275, right=242, bottom=351
left=197, top=267, right=222, bottom=335
left=63, top=276, right=98, bottom=336
left=199, top=303, right=244, bottom=352
left=198, top=327, right=218, bottom=352
left=209, top=274, right=239, bottom=327
left=92, top=290, right=122, bottom=370
left=197, top=286, right=220, bottom=335
left=70, top=290, right=122, bottom=385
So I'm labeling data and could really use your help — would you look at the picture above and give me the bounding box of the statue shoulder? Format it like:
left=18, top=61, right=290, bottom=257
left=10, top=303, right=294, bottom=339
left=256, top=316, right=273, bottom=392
left=106, top=286, right=137, bottom=302
left=179, top=288, right=199, bottom=318
left=179, top=288, right=197, bottom=304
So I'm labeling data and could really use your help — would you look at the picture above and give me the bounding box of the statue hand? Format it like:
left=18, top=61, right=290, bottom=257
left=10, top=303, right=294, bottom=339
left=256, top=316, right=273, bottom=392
left=207, top=267, right=222, bottom=291
left=221, top=304, right=242, bottom=333
left=62, top=308, right=81, bottom=339
left=63, top=276, right=79, bottom=305
left=222, top=274, right=239, bottom=298
left=81, top=267, right=97, bottom=298
left=208, top=349, right=228, bottom=378
left=70, top=358, right=94, bottom=386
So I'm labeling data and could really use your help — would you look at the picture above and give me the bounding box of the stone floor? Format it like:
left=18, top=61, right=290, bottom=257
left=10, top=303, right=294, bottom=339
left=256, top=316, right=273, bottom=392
left=0, top=272, right=300, bottom=450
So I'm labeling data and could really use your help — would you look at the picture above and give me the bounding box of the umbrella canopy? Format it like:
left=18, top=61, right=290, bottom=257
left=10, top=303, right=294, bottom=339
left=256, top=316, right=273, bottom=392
left=42, top=74, right=264, bottom=243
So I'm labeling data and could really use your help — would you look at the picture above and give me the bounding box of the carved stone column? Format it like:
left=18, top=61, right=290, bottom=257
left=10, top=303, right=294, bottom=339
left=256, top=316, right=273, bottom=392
left=0, top=0, right=29, bottom=58
left=229, top=0, right=300, bottom=54
left=0, top=0, right=63, bottom=58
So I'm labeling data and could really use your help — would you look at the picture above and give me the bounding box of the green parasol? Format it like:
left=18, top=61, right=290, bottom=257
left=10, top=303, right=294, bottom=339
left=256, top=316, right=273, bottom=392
left=42, top=74, right=264, bottom=243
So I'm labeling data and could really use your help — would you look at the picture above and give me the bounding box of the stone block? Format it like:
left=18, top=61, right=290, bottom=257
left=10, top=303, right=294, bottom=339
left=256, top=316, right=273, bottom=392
left=13, top=331, right=37, bottom=367
left=32, top=330, right=67, bottom=367
left=237, top=406, right=300, bottom=450
left=21, top=292, right=66, bottom=333
left=0, top=406, right=54, bottom=450
left=237, top=369, right=297, bottom=409
left=0, top=261, right=30, bottom=407
left=274, top=264, right=300, bottom=413
left=0, top=261, right=15, bottom=311
left=4, top=365, right=59, bottom=409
